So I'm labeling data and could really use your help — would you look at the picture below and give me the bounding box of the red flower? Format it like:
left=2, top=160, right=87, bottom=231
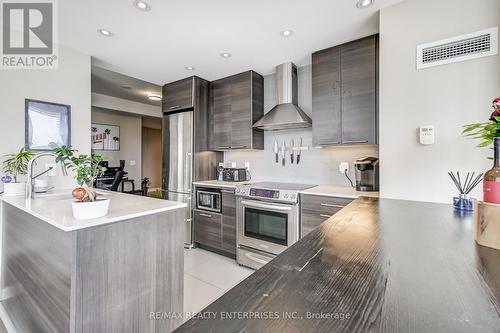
left=490, top=97, right=500, bottom=122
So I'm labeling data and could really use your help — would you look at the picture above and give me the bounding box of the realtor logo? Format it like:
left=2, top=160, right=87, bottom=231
left=1, top=0, right=58, bottom=69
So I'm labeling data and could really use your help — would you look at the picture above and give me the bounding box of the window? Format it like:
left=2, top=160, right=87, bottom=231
left=25, top=99, right=71, bottom=151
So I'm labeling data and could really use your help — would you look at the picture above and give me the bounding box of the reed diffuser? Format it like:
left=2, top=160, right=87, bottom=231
left=448, top=171, right=483, bottom=211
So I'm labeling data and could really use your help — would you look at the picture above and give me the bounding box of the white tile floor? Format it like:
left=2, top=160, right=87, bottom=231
left=184, top=248, right=254, bottom=315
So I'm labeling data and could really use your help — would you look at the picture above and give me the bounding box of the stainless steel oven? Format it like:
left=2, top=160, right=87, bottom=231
left=235, top=182, right=316, bottom=270
left=237, top=199, right=298, bottom=255
left=195, top=187, right=221, bottom=213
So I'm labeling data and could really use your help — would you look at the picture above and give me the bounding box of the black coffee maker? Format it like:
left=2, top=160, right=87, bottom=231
left=354, top=157, right=379, bottom=192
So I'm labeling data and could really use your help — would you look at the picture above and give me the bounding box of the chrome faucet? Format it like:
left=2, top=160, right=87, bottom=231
left=26, top=152, right=68, bottom=199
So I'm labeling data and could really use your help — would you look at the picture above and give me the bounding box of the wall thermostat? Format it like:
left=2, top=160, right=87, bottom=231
left=419, top=125, right=435, bottom=145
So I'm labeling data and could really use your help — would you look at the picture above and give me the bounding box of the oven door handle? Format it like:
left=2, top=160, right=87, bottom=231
left=240, top=200, right=293, bottom=212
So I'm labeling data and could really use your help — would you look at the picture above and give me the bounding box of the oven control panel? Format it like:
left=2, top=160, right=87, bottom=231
left=235, top=185, right=299, bottom=203
left=249, top=188, right=280, bottom=198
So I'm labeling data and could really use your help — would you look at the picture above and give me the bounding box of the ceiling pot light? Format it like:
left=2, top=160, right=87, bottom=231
left=356, top=0, right=374, bottom=8
left=220, top=52, right=231, bottom=58
left=185, top=66, right=195, bottom=70
left=147, top=93, right=162, bottom=101
left=280, top=29, right=293, bottom=37
left=133, top=0, right=151, bottom=11
left=98, top=29, right=114, bottom=37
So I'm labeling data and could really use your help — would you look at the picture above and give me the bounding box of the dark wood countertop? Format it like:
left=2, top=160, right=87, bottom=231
left=175, top=197, right=500, bottom=333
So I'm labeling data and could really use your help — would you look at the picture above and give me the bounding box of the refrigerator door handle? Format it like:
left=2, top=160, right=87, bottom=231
left=186, top=151, right=193, bottom=193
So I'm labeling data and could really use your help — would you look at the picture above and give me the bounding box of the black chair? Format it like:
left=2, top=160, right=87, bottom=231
left=109, top=170, right=125, bottom=192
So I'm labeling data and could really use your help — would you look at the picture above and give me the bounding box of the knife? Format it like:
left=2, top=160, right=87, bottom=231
left=290, top=139, right=294, bottom=164
left=281, top=142, right=286, bottom=167
left=274, top=140, right=279, bottom=163
left=297, top=137, right=302, bottom=164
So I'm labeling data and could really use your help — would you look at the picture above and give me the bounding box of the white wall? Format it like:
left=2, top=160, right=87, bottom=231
left=92, top=93, right=161, bottom=118
left=379, top=0, right=500, bottom=203
left=225, top=65, right=379, bottom=186
left=91, top=108, right=142, bottom=185
left=0, top=45, right=91, bottom=190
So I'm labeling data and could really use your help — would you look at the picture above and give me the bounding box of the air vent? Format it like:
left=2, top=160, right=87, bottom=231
left=417, top=27, right=498, bottom=69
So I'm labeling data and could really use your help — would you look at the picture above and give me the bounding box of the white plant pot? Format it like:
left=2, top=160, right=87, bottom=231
left=71, top=198, right=110, bottom=220
left=3, top=182, right=26, bottom=196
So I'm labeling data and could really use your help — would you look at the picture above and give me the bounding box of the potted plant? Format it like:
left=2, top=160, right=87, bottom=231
left=141, top=177, right=151, bottom=196
left=463, top=97, right=500, bottom=204
left=54, top=146, right=109, bottom=219
left=2, top=148, right=35, bottom=196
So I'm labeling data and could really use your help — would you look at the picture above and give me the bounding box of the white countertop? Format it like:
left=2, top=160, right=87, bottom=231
left=193, top=180, right=379, bottom=199
left=193, top=180, right=252, bottom=189
left=0, top=189, right=186, bottom=232
left=300, top=185, right=379, bottom=199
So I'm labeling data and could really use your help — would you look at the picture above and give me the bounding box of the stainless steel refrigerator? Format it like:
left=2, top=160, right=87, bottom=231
left=162, top=111, right=194, bottom=247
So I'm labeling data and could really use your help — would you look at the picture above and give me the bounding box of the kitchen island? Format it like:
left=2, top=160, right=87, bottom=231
left=0, top=190, right=186, bottom=333
left=175, top=197, right=500, bottom=332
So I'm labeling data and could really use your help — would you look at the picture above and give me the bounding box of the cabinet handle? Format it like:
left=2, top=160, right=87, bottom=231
left=169, top=105, right=181, bottom=110
left=241, top=200, right=292, bottom=212
left=320, top=203, right=345, bottom=208
left=231, top=145, right=247, bottom=149
left=320, top=214, right=332, bottom=218
left=186, top=219, right=192, bottom=222
left=217, top=146, right=230, bottom=150
left=343, top=140, right=368, bottom=144
left=318, top=141, right=340, bottom=145
left=199, top=213, right=212, bottom=218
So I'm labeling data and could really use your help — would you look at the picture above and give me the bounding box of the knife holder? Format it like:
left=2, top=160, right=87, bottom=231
left=475, top=201, right=500, bottom=250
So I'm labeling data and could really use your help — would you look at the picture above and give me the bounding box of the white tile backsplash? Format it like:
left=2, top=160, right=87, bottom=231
left=224, top=130, right=378, bottom=186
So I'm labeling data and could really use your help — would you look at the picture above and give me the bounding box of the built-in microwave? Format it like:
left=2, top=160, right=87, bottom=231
left=195, top=187, right=222, bottom=213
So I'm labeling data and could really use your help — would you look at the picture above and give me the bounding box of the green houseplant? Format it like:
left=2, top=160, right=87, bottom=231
left=463, top=98, right=500, bottom=147
left=2, top=148, right=35, bottom=195
left=53, top=146, right=109, bottom=219
left=53, top=146, right=106, bottom=201
left=2, top=148, right=35, bottom=182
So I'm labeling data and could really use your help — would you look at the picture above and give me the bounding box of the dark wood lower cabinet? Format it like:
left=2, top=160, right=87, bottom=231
left=300, top=194, right=353, bottom=237
left=193, top=209, right=222, bottom=250
left=221, top=190, right=237, bottom=256
left=193, top=189, right=237, bottom=258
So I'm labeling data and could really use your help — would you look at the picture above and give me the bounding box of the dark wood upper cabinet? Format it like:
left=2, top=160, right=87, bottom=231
left=312, top=46, right=342, bottom=146
left=209, top=71, right=264, bottom=150
left=211, top=78, right=232, bottom=149
left=312, top=35, right=378, bottom=146
left=341, top=36, right=377, bottom=144
left=162, top=76, right=210, bottom=152
left=162, top=77, right=193, bottom=112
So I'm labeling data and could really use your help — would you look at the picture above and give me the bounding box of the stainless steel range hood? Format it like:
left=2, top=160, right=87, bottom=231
left=253, top=63, right=312, bottom=131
